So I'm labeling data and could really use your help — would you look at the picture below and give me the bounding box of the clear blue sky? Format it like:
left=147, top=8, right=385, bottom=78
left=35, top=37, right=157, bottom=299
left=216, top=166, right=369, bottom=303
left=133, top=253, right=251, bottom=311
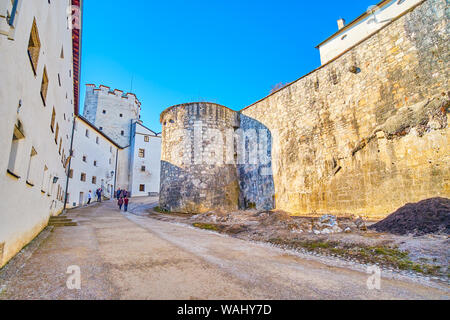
left=80, top=0, right=377, bottom=132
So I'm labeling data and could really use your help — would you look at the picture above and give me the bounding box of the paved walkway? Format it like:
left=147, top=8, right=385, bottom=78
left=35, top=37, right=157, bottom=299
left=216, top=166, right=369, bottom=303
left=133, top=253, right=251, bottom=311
left=0, top=198, right=448, bottom=300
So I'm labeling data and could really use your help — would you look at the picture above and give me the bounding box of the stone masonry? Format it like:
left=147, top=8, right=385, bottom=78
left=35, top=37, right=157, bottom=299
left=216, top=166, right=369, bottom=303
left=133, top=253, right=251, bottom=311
left=160, top=0, right=449, bottom=218
left=241, top=0, right=449, bottom=218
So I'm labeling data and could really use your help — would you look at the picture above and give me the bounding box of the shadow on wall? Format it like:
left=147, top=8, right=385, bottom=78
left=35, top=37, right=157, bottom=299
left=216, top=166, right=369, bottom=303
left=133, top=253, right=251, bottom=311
left=159, top=114, right=275, bottom=213
left=237, top=114, right=275, bottom=211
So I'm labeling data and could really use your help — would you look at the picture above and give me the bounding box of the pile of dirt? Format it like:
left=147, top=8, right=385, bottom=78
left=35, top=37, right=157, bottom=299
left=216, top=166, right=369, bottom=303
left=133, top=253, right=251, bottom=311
left=370, top=198, right=450, bottom=236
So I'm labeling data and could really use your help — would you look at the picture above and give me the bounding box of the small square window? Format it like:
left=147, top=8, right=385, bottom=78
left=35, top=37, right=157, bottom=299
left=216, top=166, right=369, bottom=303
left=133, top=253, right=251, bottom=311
left=144, top=136, right=149, bottom=142
left=139, top=184, right=145, bottom=192
left=94, top=160, right=97, bottom=167
left=138, top=148, right=145, bottom=158
left=121, top=130, right=124, bottom=136
left=120, top=114, right=123, bottom=117
left=92, top=176, right=97, bottom=184
left=141, top=166, right=146, bottom=172
left=103, top=110, right=106, bottom=114
left=80, top=173, right=86, bottom=182
left=85, top=129, right=89, bottom=137
left=96, top=137, right=99, bottom=144
left=82, top=155, right=87, bottom=162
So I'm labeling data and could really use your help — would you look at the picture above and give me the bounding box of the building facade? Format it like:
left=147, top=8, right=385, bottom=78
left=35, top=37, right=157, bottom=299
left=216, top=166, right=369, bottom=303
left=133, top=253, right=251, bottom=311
left=84, top=84, right=141, bottom=148
left=79, top=84, right=161, bottom=199
left=316, top=0, right=423, bottom=65
left=130, top=122, right=161, bottom=197
left=66, top=116, right=121, bottom=208
left=0, top=0, right=82, bottom=267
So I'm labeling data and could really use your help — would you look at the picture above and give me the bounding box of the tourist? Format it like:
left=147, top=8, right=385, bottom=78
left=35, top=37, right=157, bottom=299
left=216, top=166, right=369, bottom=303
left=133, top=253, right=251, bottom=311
left=116, top=188, right=121, bottom=199
left=124, top=196, right=129, bottom=212
left=87, top=190, right=92, bottom=205
left=118, top=197, right=123, bottom=211
left=97, top=188, right=102, bottom=202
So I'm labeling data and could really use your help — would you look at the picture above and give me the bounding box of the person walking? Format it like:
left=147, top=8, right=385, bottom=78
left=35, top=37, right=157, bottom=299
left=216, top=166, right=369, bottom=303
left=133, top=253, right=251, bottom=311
left=118, top=197, right=123, bottom=211
left=124, top=196, right=129, bottom=212
left=87, top=190, right=92, bottom=205
left=116, top=188, right=121, bottom=199
left=97, top=188, right=102, bottom=202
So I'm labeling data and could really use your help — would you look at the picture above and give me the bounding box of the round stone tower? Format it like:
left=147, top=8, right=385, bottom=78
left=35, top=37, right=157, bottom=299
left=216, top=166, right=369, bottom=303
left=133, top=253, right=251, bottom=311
left=159, top=102, right=240, bottom=213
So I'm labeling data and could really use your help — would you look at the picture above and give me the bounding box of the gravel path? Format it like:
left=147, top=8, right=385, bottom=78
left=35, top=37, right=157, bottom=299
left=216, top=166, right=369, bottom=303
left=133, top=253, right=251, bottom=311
left=0, top=198, right=448, bottom=300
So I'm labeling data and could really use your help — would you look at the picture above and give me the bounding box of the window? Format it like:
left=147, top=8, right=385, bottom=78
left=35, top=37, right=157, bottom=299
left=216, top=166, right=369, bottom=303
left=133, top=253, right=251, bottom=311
left=119, top=114, right=123, bottom=118
left=96, top=137, right=99, bottom=144
left=80, top=173, right=86, bottom=182
left=139, top=184, right=145, bottom=192
left=82, top=155, right=87, bottom=162
left=92, top=176, right=97, bottom=184
left=50, top=108, right=56, bottom=132
left=99, top=127, right=103, bottom=131
left=144, top=136, right=149, bottom=142
left=93, top=160, right=97, bottom=167
left=69, top=169, right=73, bottom=179
left=102, top=110, right=106, bottom=114
left=141, top=166, right=146, bottom=172
left=138, top=148, right=145, bottom=158
left=27, top=19, right=41, bottom=74
left=121, top=130, right=124, bottom=136
left=40, top=67, right=49, bottom=105
left=54, top=123, right=59, bottom=144
left=85, top=129, right=89, bottom=137
left=7, top=122, right=25, bottom=177
left=26, top=147, right=38, bottom=185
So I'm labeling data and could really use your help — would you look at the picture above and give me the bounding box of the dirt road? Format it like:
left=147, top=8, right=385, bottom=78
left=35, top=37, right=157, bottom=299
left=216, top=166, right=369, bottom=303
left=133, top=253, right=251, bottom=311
left=0, top=198, right=448, bottom=300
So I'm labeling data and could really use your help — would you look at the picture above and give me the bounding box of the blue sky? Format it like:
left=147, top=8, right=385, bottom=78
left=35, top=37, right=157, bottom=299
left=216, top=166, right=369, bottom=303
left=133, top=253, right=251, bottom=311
left=80, top=0, right=377, bottom=131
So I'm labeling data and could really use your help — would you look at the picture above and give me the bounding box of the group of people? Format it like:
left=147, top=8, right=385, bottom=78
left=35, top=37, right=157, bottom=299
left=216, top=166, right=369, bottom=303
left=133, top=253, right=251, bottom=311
left=87, top=188, right=103, bottom=205
left=116, top=188, right=130, bottom=212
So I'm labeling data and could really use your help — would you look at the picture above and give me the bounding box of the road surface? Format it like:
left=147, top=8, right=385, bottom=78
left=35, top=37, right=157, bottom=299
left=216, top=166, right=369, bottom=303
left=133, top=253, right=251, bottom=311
left=0, top=198, right=448, bottom=300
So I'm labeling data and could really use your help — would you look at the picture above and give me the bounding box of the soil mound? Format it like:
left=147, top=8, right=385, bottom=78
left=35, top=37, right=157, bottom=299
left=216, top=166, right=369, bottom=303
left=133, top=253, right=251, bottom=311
left=369, top=198, right=450, bottom=236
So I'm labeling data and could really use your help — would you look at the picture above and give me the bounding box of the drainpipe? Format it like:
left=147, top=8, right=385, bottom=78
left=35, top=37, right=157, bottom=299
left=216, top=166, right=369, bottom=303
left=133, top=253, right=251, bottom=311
left=63, top=117, right=76, bottom=212
left=114, top=148, right=118, bottom=197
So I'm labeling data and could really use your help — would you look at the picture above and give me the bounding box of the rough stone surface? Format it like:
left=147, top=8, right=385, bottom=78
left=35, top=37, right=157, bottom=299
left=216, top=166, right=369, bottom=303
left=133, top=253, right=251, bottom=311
left=160, top=103, right=240, bottom=213
left=241, top=0, right=449, bottom=218
left=370, top=197, right=450, bottom=236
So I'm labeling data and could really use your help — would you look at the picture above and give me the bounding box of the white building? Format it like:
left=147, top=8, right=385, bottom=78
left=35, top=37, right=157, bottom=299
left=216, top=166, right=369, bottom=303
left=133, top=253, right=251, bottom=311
left=129, top=122, right=161, bottom=197
left=0, top=0, right=82, bottom=267
left=66, top=116, right=122, bottom=208
left=84, top=84, right=141, bottom=148
left=316, top=0, right=423, bottom=65
left=81, top=84, right=161, bottom=198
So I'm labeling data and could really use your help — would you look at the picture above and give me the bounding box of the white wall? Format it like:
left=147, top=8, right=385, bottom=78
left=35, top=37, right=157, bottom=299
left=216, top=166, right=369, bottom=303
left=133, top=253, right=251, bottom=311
left=130, top=122, right=161, bottom=197
left=0, top=0, right=76, bottom=267
left=67, top=117, right=119, bottom=208
left=83, top=84, right=141, bottom=148
left=318, top=0, right=422, bottom=64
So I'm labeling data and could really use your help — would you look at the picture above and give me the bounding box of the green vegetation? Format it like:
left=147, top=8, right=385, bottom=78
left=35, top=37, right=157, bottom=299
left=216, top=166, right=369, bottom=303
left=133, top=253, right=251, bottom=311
left=192, top=223, right=220, bottom=232
left=153, top=206, right=170, bottom=213
left=268, top=238, right=444, bottom=277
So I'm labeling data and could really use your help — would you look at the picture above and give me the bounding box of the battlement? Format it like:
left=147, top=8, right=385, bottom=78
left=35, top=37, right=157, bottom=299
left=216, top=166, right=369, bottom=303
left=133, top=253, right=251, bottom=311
left=85, top=84, right=141, bottom=105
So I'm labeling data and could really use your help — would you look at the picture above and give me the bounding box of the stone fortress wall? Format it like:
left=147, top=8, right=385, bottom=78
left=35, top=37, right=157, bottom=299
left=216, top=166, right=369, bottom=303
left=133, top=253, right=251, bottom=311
left=160, top=103, right=241, bottom=213
left=241, top=0, right=449, bottom=218
left=160, top=0, right=449, bottom=218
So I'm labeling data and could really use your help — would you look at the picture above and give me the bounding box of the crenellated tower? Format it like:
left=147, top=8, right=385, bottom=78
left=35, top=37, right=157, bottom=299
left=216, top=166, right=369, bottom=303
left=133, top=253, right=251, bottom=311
left=83, top=84, right=141, bottom=147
